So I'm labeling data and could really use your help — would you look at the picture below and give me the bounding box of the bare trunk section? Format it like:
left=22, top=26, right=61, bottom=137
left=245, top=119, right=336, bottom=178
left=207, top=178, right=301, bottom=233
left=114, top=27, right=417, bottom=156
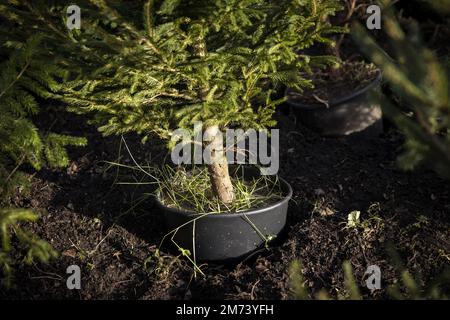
left=194, top=34, right=234, bottom=203
left=204, top=125, right=235, bottom=204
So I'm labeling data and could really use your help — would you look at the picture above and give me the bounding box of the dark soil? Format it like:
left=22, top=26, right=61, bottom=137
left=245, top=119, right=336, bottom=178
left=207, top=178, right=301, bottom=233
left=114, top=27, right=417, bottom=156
left=0, top=105, right=449, bottom=300
left=287, top=61, right=380, bottom=107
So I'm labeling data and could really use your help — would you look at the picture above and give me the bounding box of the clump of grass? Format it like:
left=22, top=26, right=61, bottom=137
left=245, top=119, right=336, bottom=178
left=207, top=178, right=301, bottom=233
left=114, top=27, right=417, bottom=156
left=106, top=138, right=285, bottom=214
left=156, top=165, right=284, bottom=214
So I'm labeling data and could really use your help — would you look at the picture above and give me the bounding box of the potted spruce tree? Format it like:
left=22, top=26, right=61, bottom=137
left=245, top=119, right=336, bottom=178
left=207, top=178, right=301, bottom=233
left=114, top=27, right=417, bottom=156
left=1, top=0, right=342, bottom=261
left=285, top=61, right=383, bottom=136
left=286, top=0, right=383, bottom=137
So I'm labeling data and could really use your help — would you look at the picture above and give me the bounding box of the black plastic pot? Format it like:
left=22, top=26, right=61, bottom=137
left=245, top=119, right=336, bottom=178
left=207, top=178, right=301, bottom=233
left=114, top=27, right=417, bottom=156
left=156, top=167, right=292, bottom=262
left=285, top=71, right=383, bottom=136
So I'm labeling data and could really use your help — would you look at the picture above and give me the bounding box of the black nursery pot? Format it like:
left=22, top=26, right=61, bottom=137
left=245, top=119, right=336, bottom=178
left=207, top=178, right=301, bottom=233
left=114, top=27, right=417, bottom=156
left=156, top=168, right=292, bottom=262
left=285, top=71, right=383, bottom=137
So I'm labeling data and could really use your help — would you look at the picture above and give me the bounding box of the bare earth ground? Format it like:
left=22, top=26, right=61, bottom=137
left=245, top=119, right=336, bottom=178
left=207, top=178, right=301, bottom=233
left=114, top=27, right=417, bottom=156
left=0, top=107, right=449, bottom=300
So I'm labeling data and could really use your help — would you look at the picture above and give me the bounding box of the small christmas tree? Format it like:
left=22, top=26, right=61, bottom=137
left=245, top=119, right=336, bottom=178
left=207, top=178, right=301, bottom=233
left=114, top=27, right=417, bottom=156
left=2, top=0, right=343, bottom=204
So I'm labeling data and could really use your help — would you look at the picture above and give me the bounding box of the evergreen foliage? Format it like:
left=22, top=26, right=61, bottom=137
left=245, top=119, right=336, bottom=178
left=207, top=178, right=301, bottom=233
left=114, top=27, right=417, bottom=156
left=352, top=0, right=450, bottom=179
left=0, top=34, right=84, bottom=287
left=289, top=259, right=450, bottom=299
left=1, top=0, right=345, bottom=203
left=0, top=35, right=87, bottom=203
left=0, top=208, right=58, bottom=288
left=1, top=0, right=344, bottom=142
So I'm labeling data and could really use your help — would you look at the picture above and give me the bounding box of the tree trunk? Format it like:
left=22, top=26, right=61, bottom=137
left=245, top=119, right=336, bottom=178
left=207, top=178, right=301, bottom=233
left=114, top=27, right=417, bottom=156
left=204, top=125, right=235, bottom=204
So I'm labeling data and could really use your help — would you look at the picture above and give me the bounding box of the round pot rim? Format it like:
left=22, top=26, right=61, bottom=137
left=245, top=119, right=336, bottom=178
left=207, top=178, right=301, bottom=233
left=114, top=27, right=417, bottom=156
left=285, top=69, right=382, bottom=110
left=155, top=176, right=293, bottom=218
